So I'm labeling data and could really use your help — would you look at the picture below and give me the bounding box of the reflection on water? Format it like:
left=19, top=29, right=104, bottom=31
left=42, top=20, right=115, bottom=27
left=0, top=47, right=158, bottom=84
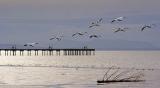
left=0, top=51, right=159, bottom=88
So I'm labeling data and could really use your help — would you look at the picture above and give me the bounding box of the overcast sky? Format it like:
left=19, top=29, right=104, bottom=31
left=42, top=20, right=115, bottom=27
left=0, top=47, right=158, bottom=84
left=0, top=0, right=160, bottom=49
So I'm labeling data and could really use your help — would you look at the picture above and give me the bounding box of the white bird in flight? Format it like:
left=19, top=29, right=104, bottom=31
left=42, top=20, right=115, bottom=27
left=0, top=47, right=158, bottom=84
left=141, top=24, right=155, bottom=31
left=89, top=18, right=103, bottom=28
left=24, top=42, right=39, bottom=47
left=111, top=17, right=126, bottom=23
left=49, top=35, right=64, bottom=41
left=89, top=34, right=101, bottom=39
left=113, top=27, right=129, bottom=33
left=72, top=32, right=88, bottom=37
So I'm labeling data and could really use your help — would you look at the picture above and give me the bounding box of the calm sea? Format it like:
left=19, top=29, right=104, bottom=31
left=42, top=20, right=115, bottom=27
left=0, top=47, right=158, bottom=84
left=0, top=51, right=159, bottom=88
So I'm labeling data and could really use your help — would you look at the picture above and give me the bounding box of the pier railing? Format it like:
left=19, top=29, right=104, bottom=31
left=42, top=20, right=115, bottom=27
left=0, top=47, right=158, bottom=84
left=0, top=48, right=95, bottom=56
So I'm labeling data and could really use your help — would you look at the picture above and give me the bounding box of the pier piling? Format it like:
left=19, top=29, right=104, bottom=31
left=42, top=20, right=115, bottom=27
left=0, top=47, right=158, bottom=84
left=0, top=48, right=95, bottom=56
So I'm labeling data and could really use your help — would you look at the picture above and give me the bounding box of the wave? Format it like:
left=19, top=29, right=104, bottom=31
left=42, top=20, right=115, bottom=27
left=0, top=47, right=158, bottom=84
left=0, top=64, right=156, bottom=71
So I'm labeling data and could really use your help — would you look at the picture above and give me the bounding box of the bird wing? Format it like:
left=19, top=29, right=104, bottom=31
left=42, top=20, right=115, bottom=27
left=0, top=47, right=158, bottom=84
left=82, top=32, right=88, bottom=36
left=95, top=24, right=100, bottom=26
left=146, top=26, right=151, bottom=28
left=118, top=17, right=124, bottom=20
left=31, top=42, right=38, bottom=45
left=49, top=37, right=55, bottom=40
left=89, top=35, right=93, bottom=38
left=78, top=33, right=84, bottom=35
left=24, top=44, right=27, bottom=46
left=89, top=22, right=97, bottom=28
left=91, top=22, right=95, bottom=24
left=114, top=29, right=120, bottom=33
left=56, top=38, right=61, bottom=41
left=89, top=25, right=94, bottom=28
left=29, top=45, right=34, bottom=47
left=111, top=19, right=116, bottom=23
left=97, top=18, right=102, bottom=23
left=72, top=33, right=78, bottom=37
left=121, top=29, right=126, bottom=32
left=141, top=26, right=146, bottom=31
left=99, top=18, right=103, bottom=22
left=89, top=35, right=99, bottom=38
left=141, top=25, right=152, bottom=31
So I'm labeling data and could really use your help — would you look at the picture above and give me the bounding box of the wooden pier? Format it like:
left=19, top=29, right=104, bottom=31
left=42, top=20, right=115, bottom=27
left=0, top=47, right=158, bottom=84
left=0, top=48, right=95, bottom=56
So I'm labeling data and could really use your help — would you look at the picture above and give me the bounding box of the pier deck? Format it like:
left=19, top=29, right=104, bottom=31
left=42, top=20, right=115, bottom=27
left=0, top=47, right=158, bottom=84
left=0, top=48, right=95, bottom=56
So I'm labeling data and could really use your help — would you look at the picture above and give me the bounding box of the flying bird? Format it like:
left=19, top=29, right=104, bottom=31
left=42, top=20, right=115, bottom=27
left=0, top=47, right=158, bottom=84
left=88, top=18, right=103, bottom=28
left=72, top=32, right=88, bottom=37
left=24, top=42, right=39, bottom=47
left=113, top=27, right=128, bottom=33
left=89, top=23, right=100, bottom=28
left=89, top=34, right=101, bottom=39
left=141, top=24, right=155, bottom=31
left=111, top=17, right=125, bottom=23
left=49, top=35, right=64, bottom=41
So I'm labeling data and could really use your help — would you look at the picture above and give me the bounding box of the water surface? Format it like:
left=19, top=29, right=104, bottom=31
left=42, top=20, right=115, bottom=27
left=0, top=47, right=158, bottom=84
left=0, top=51, right=159, bottom=88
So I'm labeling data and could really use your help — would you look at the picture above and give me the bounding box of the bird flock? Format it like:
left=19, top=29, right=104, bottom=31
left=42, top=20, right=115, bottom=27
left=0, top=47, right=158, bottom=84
left=23, top=16, right=156, bottom=47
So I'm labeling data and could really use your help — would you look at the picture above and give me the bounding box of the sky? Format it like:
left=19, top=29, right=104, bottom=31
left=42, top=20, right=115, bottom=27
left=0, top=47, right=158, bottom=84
left=0, top=0, right=160, bottom=50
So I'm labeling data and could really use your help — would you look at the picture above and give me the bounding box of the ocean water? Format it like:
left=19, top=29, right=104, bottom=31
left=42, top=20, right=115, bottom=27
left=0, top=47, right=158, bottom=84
left=0, top=51, right=159, bottom=88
